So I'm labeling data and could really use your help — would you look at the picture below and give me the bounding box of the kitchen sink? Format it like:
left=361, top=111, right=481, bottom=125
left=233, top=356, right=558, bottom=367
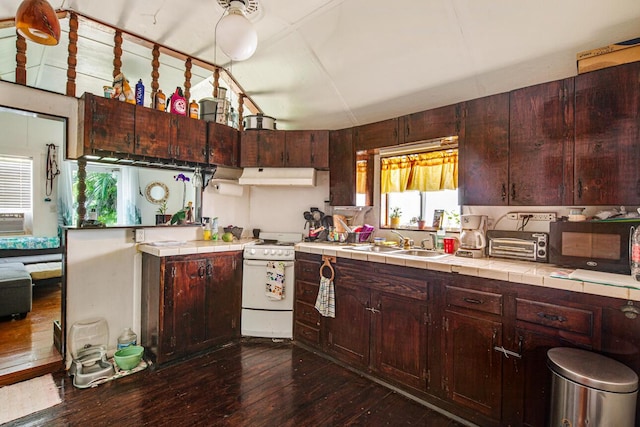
left=394, top=249, right=448, bottom=258
left=343, top=245, right=402, bottom=253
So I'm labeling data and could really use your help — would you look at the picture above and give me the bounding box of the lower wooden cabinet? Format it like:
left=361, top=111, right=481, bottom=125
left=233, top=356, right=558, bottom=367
left=141, top=251, right=242, bottom=365
left=294, top=253, right=639, bottom=426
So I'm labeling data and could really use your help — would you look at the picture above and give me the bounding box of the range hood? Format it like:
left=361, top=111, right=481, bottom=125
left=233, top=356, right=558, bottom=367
left=238, top=168, right=317, bottom=187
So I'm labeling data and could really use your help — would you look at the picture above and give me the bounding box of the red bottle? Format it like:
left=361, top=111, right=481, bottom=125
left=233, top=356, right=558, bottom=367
left=168, top=87, right=187, bottom=116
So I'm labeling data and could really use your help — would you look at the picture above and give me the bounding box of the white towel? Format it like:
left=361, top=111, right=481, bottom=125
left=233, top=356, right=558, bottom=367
left=265, top=261, right=285, bottom=300
left=315, top=276, right=335, bottom=317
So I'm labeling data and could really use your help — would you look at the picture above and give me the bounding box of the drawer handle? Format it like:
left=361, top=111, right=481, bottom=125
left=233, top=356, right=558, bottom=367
left=537, top=312, right=567, bottom=322
left=303, top=289, right=314, bottom=295
left=463, top=297, right=483, bottom=305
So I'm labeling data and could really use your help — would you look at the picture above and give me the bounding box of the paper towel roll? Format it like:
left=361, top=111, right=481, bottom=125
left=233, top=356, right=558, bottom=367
left=211, top=180, right=244, bottom=197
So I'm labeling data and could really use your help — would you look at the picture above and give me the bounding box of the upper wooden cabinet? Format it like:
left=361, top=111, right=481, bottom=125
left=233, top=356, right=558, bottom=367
left=285, top=130, right=329, bottom=169
left=78, top=92, right=208, bottom=164
left=353, top=118, right=399, bottom=151
left=401, top=103, right=463, bottom=144
left=239, top=129, right=328, bottom=168
left=574, top=61, right=640, bottom=205
left=80, top=93, right=136, bottom=155
left=329, top=128, right=355, bottom=206
left=207, top=122, right=239, bottom=167
left=508, top=78, right=574, bottom=206
left=460, top=93, right=510, bottom=205
left=240, top=130, right=285, bottom=167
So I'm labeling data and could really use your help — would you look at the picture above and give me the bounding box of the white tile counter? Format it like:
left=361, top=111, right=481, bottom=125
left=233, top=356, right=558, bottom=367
left=296, top=242, right=640, bottom=302
left=137, top=238, right=255, bottom=257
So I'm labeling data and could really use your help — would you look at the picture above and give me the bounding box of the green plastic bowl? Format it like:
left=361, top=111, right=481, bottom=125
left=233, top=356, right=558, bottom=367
left=114, top=345, right=144, bottom=370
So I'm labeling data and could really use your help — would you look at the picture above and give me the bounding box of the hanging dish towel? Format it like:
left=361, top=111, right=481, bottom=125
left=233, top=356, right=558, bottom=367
left=315, top=276, right=335, bottom=317
left=265, top=261, right=286, bottom=300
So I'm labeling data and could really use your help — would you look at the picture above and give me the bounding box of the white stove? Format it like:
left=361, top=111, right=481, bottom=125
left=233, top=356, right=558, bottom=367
left=241, top=232, right=302, bottom=338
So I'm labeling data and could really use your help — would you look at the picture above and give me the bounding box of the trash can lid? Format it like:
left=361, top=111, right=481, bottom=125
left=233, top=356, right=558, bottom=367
left=547, top=347, right=638, bottom=393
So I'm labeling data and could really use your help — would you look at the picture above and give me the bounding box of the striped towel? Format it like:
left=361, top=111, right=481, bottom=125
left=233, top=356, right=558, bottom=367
left=315, top=276, right=335, bottom=317
left=265, top=261, right=285, bottom=300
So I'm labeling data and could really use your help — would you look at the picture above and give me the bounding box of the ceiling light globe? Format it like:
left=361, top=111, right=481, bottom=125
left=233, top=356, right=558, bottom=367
left=217, top=11, right=258, bottom=61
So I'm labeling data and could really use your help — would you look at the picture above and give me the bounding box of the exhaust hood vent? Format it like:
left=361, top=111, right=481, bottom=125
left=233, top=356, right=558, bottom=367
left=238, top=168, right=316, bottom=187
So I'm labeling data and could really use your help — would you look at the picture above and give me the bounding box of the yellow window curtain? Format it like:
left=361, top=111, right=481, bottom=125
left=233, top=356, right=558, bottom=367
left=407, top=149, right=458, bottom=192
left=356, top=160, right=368, bottom=194
left=381, top=156, right=414, bottom=194
left=381, top=149, right=458, bottom=194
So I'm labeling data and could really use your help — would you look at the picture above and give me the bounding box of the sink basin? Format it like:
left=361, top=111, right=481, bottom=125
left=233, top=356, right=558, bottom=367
left=394, top=249, right=448, bottom=258
left=343, top=245, right=402, bottom=253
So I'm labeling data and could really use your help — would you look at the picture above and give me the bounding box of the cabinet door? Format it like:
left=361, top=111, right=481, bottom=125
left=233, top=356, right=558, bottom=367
left=509, top=78, right=574, bottom=206
left=575, top=62, right=640, bottom=205
left=353, top=118, right=399, bottom=151
left=172, top=115, right=207, bottom=163
left=372, top=292, right=428, bottom=391
left=512, top=330, right=588, bottom=427
left=443, top=310, right=503, bottom=420
left=161, top=259, right=206, bottom=360
left=207, top=122, right=239, bottom=167
left=84, top=93, right=136, bottom=154
left=329, top=128, right=355, bottom=206
left=460, top=93, right=510, bottom=205
left=402, top=103, right=462, bottom=144
left=134, top=107, right=171, bottom=158
left=326, top=283, right=370, bottom=367
left=285, top=130, right=329, bottom=168
left=240, top=130, right=286, bottom=167
left=205, top=252, right=241, bottom=344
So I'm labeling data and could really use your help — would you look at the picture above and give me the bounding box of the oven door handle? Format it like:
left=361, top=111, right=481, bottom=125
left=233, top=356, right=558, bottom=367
left=243, top=260, right=295, bottom=268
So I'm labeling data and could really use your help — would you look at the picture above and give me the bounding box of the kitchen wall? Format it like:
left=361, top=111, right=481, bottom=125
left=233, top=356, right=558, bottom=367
left=201, top=171, right=330, bottom=237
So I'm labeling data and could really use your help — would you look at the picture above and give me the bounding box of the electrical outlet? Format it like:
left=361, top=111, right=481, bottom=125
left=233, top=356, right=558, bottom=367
left=134, top=229, right=145, bottom=242
left=510, top=212, right=557, bottom=221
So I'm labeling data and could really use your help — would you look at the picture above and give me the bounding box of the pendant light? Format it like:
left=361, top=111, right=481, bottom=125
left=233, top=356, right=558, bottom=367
left=15, top=0, right=61, bottom=46
left=216, top=0, right=258, bottom=61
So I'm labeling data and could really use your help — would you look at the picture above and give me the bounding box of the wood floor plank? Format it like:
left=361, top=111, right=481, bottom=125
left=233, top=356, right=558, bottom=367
left=2, top=341, right=465, bottom=427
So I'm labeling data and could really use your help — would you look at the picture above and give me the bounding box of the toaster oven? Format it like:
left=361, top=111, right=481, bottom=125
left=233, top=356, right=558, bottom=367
left=487, top=230, right=549, bottom=262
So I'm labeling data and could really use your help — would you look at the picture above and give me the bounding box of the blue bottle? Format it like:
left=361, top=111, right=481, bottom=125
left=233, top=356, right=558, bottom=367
left=135, top=79, right=145, bottom=106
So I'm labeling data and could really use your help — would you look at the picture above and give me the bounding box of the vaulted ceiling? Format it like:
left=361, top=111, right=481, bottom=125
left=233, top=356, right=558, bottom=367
left=1, top=0, right=639, bottom=130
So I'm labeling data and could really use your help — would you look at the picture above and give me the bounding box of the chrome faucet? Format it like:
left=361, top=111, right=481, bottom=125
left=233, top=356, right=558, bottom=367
left=391, top=230, right=412, bottom=249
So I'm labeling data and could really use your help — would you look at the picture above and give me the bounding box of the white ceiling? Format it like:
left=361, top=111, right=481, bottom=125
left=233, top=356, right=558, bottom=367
left=1, top=0, right=640, bottom=130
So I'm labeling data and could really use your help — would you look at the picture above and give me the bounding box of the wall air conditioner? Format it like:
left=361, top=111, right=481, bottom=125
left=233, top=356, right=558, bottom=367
left=0, top=213, right=25, bottom=234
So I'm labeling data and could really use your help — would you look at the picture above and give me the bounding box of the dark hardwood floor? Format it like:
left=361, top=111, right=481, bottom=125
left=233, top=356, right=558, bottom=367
left=0, top=283, right=63, bottom=386
left=5, top=340, right=467, bottom=426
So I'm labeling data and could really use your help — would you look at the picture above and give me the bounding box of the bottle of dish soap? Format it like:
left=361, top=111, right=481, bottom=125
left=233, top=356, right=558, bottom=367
left=117, top=328, right=137, bottom=350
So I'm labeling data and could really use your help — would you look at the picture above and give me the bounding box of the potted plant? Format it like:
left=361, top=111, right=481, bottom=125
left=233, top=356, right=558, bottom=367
left=417, top=216, right=427, bottom=230
left=390, top=207, right=401, bottom=228
left=155, top=201, right=171, bottom=225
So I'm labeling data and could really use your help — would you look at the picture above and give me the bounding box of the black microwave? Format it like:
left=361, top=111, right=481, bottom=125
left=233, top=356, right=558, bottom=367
left=549, top=220, right=640, bottom=274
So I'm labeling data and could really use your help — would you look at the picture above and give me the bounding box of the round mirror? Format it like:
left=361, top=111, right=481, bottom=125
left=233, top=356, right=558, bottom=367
left=145, top=181, right=169, bottom=205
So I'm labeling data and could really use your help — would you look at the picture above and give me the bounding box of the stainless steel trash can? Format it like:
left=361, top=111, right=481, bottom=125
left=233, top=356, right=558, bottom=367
left=547, top=347, right=638, bottom=427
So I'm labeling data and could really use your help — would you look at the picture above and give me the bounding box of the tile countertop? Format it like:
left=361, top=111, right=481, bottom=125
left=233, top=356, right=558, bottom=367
left=137, top=238, right=256, bottom=257
left=296, top=242, right=640, bottom=303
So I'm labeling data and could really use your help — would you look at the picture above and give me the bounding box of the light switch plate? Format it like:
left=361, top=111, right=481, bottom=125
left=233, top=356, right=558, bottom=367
left=135, top=229, right=145, bottom=242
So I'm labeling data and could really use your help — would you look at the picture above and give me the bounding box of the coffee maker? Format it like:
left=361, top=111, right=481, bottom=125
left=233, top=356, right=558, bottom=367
left=457, top=214, right=487, bottom=258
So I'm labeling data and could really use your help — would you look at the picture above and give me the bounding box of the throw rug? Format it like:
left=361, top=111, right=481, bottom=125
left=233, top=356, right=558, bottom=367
left=0, top=374, right=61, bottom=424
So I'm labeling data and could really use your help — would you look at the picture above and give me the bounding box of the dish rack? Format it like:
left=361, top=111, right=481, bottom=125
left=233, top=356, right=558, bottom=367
left=347, top=224, right=375, bottom=243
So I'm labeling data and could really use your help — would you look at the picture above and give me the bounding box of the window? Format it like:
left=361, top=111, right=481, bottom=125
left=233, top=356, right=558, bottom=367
left=379, top=139, right=460, bottom=230
left=0, top=155, right=32, bottom=212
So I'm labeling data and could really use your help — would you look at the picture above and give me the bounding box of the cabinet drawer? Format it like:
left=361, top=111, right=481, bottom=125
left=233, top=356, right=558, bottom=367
left=446, top=285, right=503, bottom=315
left=295, top=300, right=320, bottom=326
left=294, top=321, right=320, bottom=345
left=516, top=299, right=593, bottom=336
left=296, top=259, right=321, bottom=283
left=296, top=280, right=319, bottom=304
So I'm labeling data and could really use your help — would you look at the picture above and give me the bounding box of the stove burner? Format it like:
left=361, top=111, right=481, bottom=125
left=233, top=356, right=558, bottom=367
left=252, top=240, right=296, bottom=247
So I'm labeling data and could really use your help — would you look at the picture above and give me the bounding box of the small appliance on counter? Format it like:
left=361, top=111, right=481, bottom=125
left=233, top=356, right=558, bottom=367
left=456, top=214, right=487, bottom=258
left=68, top=317, right=115, bottom=388
left=487, top=230, right=548, bottom=262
